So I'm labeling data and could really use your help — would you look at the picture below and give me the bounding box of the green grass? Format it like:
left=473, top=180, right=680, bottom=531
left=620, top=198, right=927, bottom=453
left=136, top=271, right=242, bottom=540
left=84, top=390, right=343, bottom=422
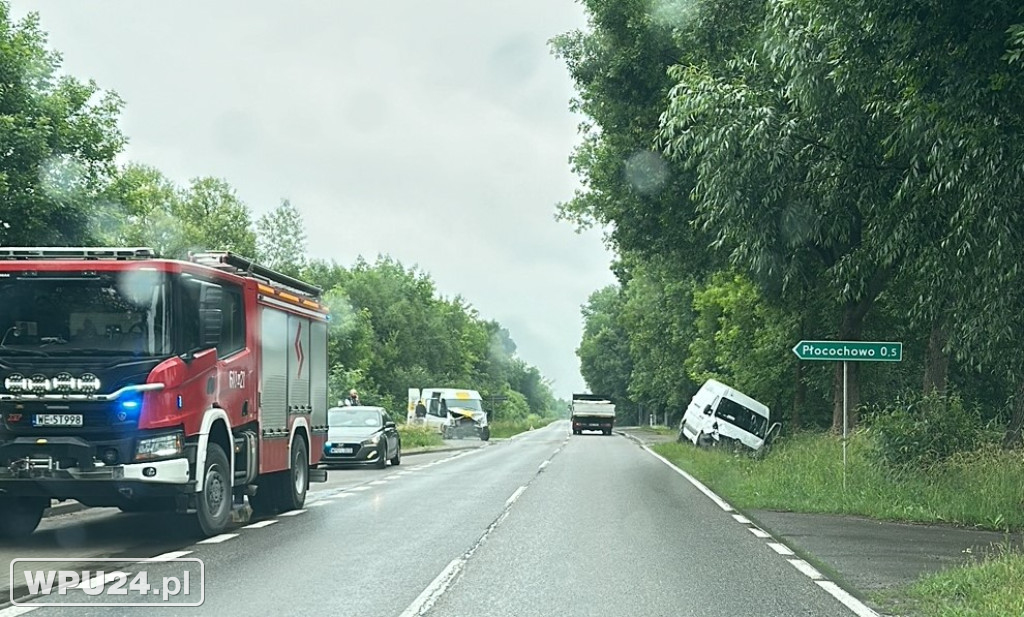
left=651, top=431, right=1024, bottom=531
left=875, top=548, right=1024, bottom=617
left=397, top=424, right=444, bottom=449
left=637, top=425, right=677, bottom=436
left=489, top=417, right=558, bottom=439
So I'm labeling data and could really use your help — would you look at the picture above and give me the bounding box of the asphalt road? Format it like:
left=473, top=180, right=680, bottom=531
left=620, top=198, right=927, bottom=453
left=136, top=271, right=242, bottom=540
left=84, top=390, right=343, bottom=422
left=0, top=423, right=876, bottom=617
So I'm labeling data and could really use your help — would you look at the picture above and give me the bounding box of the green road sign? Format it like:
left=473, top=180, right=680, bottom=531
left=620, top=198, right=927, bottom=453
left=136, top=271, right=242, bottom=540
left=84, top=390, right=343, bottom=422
left=792, top=340, right=903, bottom=362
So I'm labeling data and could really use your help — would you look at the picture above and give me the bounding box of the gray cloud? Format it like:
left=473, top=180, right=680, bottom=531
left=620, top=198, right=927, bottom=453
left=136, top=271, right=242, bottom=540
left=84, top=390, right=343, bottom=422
left=10, top=0, right=617, bottom=398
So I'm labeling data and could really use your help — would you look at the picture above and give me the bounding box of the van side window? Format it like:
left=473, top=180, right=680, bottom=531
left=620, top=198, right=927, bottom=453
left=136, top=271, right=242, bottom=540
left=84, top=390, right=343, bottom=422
left=715, top=398, right=768, bottom=438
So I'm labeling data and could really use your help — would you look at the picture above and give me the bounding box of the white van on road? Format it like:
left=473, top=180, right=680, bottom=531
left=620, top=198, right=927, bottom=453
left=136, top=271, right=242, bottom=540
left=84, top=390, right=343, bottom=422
left=678, top=379, right=776, bottom=452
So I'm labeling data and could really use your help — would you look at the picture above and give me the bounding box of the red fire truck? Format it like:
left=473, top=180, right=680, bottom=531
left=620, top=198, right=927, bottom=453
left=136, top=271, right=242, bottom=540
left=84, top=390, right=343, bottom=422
left=0, top=247, right=329, bottom=538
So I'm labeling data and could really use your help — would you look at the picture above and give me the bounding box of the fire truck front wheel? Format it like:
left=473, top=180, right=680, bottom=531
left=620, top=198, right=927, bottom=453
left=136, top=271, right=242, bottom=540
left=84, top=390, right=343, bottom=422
left=0, top=496, right=47, bottom=540
left=195, top=443, right=232, bottom=537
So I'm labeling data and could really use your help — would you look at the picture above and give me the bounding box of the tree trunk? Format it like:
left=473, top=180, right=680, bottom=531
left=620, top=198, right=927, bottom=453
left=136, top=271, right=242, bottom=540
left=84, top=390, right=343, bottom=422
left=1003, top=379, right=1024, bottom=449
left=922, top=323, right=948, bottom=395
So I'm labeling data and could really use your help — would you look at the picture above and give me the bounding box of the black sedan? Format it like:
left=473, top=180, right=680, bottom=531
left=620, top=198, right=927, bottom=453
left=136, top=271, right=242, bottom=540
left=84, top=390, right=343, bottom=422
left=321, top=406, right=401, bottom=469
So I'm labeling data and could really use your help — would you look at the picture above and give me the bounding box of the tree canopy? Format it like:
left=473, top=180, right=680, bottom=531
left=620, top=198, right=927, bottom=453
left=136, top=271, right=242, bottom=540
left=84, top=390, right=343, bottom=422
left=559, top=0, right=1024, bottom=442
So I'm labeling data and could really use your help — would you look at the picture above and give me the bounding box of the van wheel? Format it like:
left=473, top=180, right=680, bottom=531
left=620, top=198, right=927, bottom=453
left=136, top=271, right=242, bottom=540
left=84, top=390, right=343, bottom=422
left=480, top=427, right=490, bottom=441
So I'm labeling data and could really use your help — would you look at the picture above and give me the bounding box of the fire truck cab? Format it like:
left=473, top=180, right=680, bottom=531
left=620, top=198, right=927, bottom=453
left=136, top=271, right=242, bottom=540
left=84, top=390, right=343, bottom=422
left=0, top=247, right=329, bottom=539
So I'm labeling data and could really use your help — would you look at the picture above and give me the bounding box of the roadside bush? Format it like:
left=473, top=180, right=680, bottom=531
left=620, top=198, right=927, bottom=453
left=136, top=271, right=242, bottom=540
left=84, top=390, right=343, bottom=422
left=864, top=391, right=992, bottom=472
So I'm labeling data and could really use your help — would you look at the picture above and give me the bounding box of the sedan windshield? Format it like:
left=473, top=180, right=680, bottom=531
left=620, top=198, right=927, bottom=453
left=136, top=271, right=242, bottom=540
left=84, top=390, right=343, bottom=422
left=328, top=408, right=382, bottom=428
left=0, top=271, right=171, bottom=357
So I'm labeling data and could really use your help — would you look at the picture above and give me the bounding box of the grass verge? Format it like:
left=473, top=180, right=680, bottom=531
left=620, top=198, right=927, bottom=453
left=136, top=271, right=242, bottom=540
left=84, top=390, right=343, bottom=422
left=398, top=424, right=444, bottom=449
left=873, top=548, right=1024, bottom=617
left=489, top=417, right=558, bottom=439
left=651, top=431, right=1024, bottom=531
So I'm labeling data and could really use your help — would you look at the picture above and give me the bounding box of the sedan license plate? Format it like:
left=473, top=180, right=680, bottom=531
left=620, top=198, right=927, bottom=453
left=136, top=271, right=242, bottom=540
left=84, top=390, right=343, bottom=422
left=331, top=447, right=354, bottom=455
left=32, top=414, right=83, bottom=427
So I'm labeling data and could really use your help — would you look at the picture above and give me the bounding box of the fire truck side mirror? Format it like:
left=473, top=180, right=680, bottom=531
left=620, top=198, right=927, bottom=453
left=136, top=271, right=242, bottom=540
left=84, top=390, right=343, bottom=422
left=198, top=283, right=223, bottom=349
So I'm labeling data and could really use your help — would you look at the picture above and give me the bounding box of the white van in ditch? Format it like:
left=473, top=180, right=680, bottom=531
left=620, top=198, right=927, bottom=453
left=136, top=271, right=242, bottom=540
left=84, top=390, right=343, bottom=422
left=678, top=379, right=775, bottom=452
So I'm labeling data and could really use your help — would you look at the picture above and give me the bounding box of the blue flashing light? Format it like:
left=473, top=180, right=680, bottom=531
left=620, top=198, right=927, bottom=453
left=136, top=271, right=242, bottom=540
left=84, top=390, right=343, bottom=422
left=117, top=394, right=144, bottom=418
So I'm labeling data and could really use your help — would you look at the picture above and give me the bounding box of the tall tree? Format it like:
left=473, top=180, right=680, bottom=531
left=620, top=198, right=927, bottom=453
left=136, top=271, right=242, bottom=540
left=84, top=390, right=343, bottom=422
left=256, top=199, right=307, bottom=276
left=577, top=285, right=633, bottom=405
left=0, top=2, right=124, bottom=246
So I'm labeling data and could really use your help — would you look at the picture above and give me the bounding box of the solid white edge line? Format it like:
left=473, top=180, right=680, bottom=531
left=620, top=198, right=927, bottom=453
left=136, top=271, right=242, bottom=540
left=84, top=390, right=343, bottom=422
left=788, top=558, right=824, bottom=580
left=816, top=581, right=881, bottom=617
left=505, top=486, right=527, bottom=507
left=244, top=520, right=280, bottom=528
left=732, top=514, right=751, bottom=524
left=749, top=528, right=771, bottom=538
left=197, top=533, right=238, bottom=544
left=0, top=605, right=39, bottom=616
left=638, top=436, right=880, bottom=617
left=149, top=552, right=193, bottom=560
left=641, top=445, right=734, bottom=512
left=398, top=558, right=464, bottom=617
left=278, top=509, right=307, bottom=517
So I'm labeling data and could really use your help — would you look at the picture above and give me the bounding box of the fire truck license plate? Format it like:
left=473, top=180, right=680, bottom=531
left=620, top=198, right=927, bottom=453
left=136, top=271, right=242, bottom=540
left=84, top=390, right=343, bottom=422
left=32, top=414, right=83, bottom=427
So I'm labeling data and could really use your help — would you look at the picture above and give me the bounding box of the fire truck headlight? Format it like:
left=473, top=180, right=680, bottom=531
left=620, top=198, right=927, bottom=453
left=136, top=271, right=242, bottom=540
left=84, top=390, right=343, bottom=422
left=135, top=432, right=183, bottom=461
left=4, top=374, right=26, bottom=392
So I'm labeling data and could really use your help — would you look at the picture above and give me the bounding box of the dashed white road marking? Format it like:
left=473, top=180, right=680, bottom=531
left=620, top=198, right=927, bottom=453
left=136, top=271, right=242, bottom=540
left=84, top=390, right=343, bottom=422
left=538, top=460, right=550, bottom=471
left=307, top=501, right=331, bottom=507
left=505, top=486, right=527, bottom=507
left=749, top=528, right=771, bottom=539
left=398, top=558, right=462, bottom=617
left=789, top=559, right=823, bottom=580
left=768, top=542, right=795, bottom=556
left=732, top=514, right=751, bottom=524
left=278, top=509, right=307, bottom=517
left=244, top=519, right=279, bottom=528
left=197, top=533, right=238, bottom=544
left=349, top=486, right=370, bottom=492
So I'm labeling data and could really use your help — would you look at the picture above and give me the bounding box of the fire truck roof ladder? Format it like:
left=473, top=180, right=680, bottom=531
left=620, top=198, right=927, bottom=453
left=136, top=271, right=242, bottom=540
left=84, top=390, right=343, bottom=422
left=188, top=251, right=322, bottom=298
left=0, top=247, right=156, bottom=260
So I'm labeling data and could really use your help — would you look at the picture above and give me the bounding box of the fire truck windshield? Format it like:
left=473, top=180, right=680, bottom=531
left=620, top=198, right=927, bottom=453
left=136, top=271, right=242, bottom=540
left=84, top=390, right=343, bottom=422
left=0, top=271, right=171, bottom=357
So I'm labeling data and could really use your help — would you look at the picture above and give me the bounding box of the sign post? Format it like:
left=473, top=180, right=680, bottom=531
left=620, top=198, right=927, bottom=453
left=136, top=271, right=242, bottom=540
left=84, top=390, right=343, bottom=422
left=791, top=340, right=903, bottom=492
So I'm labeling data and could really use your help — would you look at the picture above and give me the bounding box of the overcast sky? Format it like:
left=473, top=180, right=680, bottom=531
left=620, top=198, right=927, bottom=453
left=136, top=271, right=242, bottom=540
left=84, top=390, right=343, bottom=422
left=10, top=0, right=618, bottom=398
